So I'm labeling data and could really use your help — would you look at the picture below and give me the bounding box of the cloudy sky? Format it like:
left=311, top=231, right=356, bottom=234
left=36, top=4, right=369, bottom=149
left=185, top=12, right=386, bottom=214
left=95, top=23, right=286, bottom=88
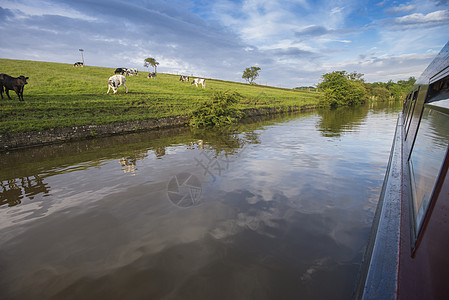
left=0, top=0, right=448, bottom=88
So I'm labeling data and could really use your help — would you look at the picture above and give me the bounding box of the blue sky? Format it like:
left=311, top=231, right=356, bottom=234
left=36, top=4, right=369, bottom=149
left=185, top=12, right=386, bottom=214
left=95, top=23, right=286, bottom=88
left=0, top=0, right=448, bottom=87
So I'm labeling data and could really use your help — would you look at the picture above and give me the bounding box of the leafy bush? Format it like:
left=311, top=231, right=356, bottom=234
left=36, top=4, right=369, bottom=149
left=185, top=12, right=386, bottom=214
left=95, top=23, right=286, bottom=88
left=190, top=91, right=243, bottom=127
left=318, top=71, right=367, bottom=108
left=371, top=87, right=391, bottom=102
left=368, top=77, right=416, bottom=101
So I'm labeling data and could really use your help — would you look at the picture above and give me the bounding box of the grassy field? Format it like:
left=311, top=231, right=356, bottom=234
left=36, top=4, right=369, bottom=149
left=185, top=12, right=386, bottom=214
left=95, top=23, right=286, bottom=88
left=0, top=59, right=321, bottom=134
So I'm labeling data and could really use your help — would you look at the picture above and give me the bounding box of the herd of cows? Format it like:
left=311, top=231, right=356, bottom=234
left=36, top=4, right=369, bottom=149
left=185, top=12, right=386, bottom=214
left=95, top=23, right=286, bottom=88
left=106, top=67, right=206, bottom=94
left=0, top=65, right=207, bottom=100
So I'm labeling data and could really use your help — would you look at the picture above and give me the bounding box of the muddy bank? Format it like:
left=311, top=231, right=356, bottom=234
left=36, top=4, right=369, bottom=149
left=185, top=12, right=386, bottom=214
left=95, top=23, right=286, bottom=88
left=0, top=105, right=316, bottom=151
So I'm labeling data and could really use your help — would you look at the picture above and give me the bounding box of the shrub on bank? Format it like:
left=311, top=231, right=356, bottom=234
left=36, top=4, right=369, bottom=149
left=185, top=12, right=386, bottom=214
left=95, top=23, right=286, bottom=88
left=318, top=71, right=367, bottom=108
left=190, top=91, right=243, bottom=127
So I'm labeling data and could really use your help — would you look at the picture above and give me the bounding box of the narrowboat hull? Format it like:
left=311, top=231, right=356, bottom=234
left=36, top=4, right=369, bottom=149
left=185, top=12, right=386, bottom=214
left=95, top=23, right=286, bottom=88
left=357, top=41, right=449, bottom=299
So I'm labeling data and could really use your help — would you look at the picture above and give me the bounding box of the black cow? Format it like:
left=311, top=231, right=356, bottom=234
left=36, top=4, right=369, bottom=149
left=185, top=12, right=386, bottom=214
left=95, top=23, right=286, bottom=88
left=114, top=68, right=127, bottom=75
left=148, top=72, right=157, bottom=79
left=74, top=62, right=84, bottom=67
left=0, top=74, right=29, bottom=101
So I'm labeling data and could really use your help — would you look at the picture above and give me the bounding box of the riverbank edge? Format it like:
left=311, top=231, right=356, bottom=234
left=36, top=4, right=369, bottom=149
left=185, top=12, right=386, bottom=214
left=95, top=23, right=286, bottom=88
left=0, top=105, right=316, bottom=151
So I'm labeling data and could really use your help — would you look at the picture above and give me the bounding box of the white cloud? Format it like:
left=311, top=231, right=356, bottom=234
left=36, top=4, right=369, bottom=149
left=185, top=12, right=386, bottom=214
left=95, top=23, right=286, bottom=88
left=330, top=7, right=344, bottom=15
left=1, top=0, right=96, bottom=21
left=385, top=4, right=417, bottom=14
left=392, top=9, right=449, bottom=28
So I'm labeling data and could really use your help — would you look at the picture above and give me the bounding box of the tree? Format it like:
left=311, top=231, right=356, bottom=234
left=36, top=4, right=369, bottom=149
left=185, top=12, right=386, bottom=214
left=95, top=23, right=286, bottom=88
left=371, top=87, right=390, bottom=101
left=317, top=71, right=367, bottom=108
left=144, top=57, right=159, bottom=73
left=347, top=71, right=365, bottom=83
left=242, top=66, right=261, bottom=85
left=369, top=76, right=416, bottom=102
left=397, top=77, right=416, bottom=93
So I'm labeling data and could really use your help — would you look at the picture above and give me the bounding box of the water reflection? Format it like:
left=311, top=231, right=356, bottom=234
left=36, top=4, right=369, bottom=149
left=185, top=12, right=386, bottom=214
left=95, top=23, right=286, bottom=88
left=1, top=176, right=51, bottom=207
left=316, top=106, right=369, bottom=137
left=409, top=107, right=449, bottom=232
left=191, top=126, right=260, bottom=155
left=316, top=101, right=402, bottom=137
left=119, top=154, right=148, bottom=175
left=0, top=113, right=293, bottom=208
left=0, top=104, right=402, bottom=299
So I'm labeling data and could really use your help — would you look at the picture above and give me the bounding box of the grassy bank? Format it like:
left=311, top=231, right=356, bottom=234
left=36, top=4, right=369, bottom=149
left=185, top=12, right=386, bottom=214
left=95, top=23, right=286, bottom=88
left=0, top=59, right=321, bottom=134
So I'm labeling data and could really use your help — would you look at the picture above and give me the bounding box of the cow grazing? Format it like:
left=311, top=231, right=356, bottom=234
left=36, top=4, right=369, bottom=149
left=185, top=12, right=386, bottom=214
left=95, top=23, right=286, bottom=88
left=179, top=75, right=189, bottom=82
left=73, top=62, right=84, bottom=67
left=107, top=75, right=128, bottom=94
left=126, top=68, right=138, bottom=76
left=191, top=78, right=206, bottom=88
left=114, top=68, right=127, bottom=75
left=0, top=74, right=29, bottom=101
left=148, top=72, right=157, bottom=79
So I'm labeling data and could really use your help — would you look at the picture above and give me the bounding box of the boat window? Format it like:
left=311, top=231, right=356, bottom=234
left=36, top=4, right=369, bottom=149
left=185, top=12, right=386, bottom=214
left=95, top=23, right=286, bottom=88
left=427, top=76, right=449, bottom=102
left=403, top=93, right=412, bottom=124
left=408, top=106, right=449, bottom=237
left=405, top=89, right=419, bottom=139
left=404, top=93, right=411, bottom=108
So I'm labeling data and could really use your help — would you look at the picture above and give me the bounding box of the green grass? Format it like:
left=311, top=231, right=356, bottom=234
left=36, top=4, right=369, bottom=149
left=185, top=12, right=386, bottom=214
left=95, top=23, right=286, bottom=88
left=0, top=59, right=321, bottom=133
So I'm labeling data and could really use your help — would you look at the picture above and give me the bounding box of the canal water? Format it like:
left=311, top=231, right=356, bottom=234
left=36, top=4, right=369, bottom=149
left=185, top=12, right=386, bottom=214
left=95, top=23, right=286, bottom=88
left=0, top=102, right=401, bottom=299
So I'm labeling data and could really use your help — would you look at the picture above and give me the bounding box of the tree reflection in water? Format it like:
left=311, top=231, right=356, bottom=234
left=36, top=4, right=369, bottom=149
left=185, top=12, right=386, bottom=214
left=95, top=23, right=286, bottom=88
left=1, top=112, right=301, bottom=208
left=316, top=101, right=402, bottom=137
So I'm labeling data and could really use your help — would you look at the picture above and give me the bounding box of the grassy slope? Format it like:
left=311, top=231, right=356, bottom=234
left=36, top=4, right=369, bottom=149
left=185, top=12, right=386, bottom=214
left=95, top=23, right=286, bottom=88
left=0, top=59, right=321, bottom=133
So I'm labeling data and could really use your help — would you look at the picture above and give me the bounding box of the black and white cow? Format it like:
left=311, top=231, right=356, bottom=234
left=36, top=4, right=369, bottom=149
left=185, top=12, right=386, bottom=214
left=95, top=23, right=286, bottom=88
left=0, top=74, right=29, bottom=101
left=148, top=72, right=157, bottom=79
left=73, top=62, right=84, bottom=67
left=126, top=68, right=138, bottom=76
left=107, top=75, right=128, bottom=94
left=191, top=78, right=206, bottom=88
left=179, top=75, right=189, bottom=82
